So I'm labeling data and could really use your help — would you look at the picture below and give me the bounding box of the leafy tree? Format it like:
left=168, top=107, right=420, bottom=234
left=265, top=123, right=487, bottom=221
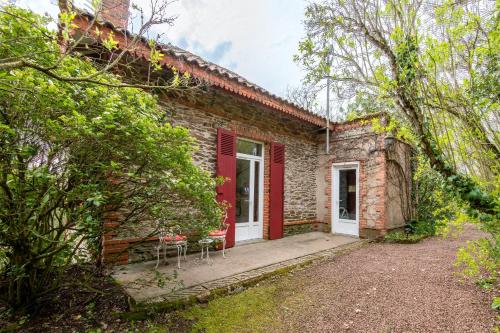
left=285, top=84, right=322, bottom=114
left=344, top=92, right=395, bottom=120
left=296, top=0, right=499, bottom=294
left=0, top=7, right=222, bottom=310
left=0, top=0, right=180, bottom=89
left=296, top=0, right=498, bottom=193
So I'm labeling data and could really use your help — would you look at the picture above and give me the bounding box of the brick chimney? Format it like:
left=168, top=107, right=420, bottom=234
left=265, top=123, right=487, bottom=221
left=99, top=0, right=130, bottom=29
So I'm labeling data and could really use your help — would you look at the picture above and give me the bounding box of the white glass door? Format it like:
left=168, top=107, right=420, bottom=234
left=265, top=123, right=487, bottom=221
left=235, top=139, right=263, bottom=242
left=332, top=163, right=359, bottom=237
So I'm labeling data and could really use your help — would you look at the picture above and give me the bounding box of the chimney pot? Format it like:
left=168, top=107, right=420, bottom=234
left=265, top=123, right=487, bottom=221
left=99, top=0, right=131, bottom=29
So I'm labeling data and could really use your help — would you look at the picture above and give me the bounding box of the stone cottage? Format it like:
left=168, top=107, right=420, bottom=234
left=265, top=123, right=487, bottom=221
left=73, top=0, right=413, bottom=264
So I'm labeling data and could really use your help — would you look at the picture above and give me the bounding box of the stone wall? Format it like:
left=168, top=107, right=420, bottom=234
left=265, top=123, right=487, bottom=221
left=283, top=221, right=323, bottom=236
left=163, top=92, right=320, bottom=226
left=317, top=116, right=387, bottom=238
left=385, top=139, right=413, bottom=230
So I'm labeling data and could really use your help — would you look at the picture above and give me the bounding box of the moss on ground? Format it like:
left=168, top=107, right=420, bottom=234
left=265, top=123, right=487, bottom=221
left=176, top=275, right=309, bottom=333
left=183, top=285, right=280, bottom=332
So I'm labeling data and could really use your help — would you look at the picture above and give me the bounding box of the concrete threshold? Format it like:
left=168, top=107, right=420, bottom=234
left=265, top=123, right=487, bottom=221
left=235, top=238, right=267, bottom=246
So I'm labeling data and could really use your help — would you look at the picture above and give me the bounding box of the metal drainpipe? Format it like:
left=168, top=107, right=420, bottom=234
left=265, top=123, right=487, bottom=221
left=326, top=76, right=330, bottom=154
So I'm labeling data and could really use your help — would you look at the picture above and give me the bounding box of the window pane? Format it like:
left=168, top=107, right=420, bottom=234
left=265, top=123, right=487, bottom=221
left=237, top=139, right=262, bottom=156
left=236, top=159, right=251, bottom=223
left=338, top=169, right=356, bottom=220
left=253, top=161, right=260, bottom=222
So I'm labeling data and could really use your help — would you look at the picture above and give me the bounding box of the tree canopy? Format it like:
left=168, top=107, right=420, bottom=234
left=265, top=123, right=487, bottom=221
left=296, top=0, right=498, bottom=211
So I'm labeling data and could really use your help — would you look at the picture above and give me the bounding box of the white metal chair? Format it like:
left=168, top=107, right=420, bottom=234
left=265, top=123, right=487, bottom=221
left=155, top=226, right=187, bottom=269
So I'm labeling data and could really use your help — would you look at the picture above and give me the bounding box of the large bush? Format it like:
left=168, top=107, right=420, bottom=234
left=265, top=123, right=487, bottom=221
left=0, top=7, right=222, bottom=310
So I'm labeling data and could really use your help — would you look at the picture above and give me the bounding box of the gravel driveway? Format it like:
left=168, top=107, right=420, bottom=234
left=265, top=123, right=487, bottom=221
left=281, top=225, right=497, bottom=333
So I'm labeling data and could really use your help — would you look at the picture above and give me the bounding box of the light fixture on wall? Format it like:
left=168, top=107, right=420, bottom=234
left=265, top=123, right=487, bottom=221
left=384, top=134, right=395, bottom=149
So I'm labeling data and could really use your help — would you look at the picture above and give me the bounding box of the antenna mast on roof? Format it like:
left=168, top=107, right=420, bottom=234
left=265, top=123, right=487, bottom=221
left=325, top=44, right=333, bottom=154
left=326, top=76, right=330, bottom=154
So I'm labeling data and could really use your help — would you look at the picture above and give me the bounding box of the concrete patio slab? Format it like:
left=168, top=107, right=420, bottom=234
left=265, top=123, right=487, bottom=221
left=112, top=232, right=363, bottom=305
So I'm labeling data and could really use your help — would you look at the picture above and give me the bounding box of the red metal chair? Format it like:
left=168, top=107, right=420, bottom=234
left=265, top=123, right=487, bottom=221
left=207, top=211, right=230, bottom=258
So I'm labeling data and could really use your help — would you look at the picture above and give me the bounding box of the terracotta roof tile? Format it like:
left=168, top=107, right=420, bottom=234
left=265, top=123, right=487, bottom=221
left=75, top=11, right=329, bottom=128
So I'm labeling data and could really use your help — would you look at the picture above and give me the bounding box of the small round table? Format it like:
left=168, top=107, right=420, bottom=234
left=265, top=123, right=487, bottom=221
left=198, top=238, right=214, bottom=263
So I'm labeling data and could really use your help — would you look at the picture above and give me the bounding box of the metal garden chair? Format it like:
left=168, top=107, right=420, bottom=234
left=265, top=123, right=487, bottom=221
left=155, top=225, right=187, bottom=269
left=206, top=211, right=230, bottom=258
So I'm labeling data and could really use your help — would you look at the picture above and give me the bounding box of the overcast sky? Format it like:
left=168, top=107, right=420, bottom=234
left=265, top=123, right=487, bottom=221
left=14, top=0, right=309, bottom=99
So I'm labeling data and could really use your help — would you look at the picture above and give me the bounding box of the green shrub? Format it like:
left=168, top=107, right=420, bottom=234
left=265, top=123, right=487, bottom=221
left=413, top=155, right=459, bottom=228
left=492, top=297, right=500, bottom=311
left=455, top=238, right=498, bottom=289
left=405, top=219, right=439, bottom=236
left=0, top=7, right=223, bottom=311
left=384, top=231, right=428, bottom=244
left=385, top=218, right=436, bottom=244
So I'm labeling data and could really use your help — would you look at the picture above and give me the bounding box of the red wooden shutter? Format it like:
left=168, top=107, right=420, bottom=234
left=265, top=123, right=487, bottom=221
left=269, top=142, right=285, bottom=240
left=216, top=128, right=237, bottom=248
